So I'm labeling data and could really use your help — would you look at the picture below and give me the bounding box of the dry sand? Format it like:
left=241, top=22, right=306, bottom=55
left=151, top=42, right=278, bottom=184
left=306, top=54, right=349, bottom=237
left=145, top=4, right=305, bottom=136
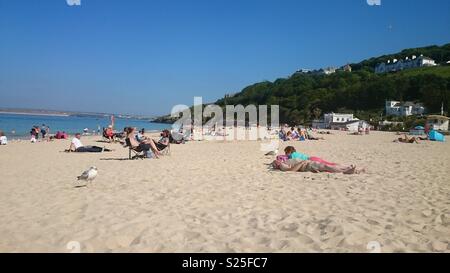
left=0, top=131, right=449, bottom=253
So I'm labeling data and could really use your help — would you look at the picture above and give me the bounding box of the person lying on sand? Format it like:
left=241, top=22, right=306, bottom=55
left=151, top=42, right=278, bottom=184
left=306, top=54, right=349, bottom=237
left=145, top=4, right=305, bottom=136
left=272, top=158, right=363, bottom=175
left=305, top=128, right=324, bottom=140
left=66, top=133, right=112, bottom=153
left=393, top=134, right=419, bottom=144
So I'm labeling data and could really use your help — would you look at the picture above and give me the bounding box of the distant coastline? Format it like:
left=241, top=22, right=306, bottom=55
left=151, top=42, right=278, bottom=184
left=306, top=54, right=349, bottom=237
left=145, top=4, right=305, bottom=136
left=0, top=111, right=70, bottom=117
left=0, top=108, right=155, bottom=121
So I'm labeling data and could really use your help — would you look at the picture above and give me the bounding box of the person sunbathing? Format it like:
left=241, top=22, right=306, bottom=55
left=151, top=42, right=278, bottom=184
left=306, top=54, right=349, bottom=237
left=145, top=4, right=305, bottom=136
left=272, top=158, right=362, bottom=174
left=103, top=125, right=115, bottom=142
left=67, top=133, right=112, bottom=153
left=298, top=129, right=308, bottom=141
left=290, top=127, right=300, bottom=140
left=126, top=127, right=160, bottom=157
left=394, top=134, right=419, bottom=144
left=284, top=146, right=337, bottom=166
left=306, top=129, right=324, bottom=140
left=153, top=130, right=170, bottom=151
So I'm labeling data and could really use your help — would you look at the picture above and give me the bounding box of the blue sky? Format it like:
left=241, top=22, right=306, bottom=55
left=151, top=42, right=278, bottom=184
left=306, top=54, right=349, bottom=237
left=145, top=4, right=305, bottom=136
left=0, top=0, right=449, bottom=116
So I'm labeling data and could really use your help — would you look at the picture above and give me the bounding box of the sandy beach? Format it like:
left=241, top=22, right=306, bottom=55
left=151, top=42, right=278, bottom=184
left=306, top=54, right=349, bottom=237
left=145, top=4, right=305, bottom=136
left=0, top=131, right=449, bottom=253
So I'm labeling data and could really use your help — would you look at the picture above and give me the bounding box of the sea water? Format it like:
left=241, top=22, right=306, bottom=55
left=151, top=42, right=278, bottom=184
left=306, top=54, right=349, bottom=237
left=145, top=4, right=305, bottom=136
left=0, top=113, right=171, bottom=139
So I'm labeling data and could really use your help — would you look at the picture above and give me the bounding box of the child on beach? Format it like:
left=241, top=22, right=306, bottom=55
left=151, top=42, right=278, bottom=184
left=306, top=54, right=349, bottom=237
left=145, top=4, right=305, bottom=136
left=284, top=146, right=337, bottom=166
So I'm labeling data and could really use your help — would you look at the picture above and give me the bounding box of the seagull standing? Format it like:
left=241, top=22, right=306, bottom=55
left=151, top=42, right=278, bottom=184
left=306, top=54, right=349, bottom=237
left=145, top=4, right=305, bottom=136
left=76, top=166, right=98, bottom=187
left=261, top=140, right=280, bottom=156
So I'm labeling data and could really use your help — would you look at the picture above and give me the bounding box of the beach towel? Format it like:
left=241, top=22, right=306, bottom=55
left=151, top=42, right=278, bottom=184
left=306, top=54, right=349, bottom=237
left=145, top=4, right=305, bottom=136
left=309, top=157, right=338, bottom=166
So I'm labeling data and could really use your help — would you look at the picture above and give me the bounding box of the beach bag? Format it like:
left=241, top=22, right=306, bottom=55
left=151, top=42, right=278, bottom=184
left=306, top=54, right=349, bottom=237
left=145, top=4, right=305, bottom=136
left=145, top=150, right=155, bottom=159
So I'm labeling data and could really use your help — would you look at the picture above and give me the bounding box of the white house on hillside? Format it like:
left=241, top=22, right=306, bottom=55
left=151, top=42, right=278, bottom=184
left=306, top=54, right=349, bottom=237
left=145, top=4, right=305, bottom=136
left=330, top=120, right=370, bottom=131
left=317, top=67, right=337, bottom=75
left=375, top=55, right=437, bottom=74
left=324, top=113, right=356, bottom=124
left=385, top=101, right=426, bottom=117
left=312, top=113, right=358, bottom=129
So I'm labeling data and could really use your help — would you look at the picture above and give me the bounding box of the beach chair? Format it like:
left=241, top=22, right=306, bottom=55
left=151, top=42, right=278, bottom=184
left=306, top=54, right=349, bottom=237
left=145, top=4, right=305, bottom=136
left=124, top=138, right=146, bottom=160
left=102, top=128, right=113, bottom=142
left=159, top=142, right=171, bottom=156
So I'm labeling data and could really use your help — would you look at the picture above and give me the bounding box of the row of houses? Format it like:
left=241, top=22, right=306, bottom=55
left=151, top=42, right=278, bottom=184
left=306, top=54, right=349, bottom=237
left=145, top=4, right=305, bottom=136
left=294, top=54, right=439, bottom=77
left=312, top=112, right=449, bottom=132
left=375, top=55, right=437, bottom=74
left=294, top=64, right=352, bottom=76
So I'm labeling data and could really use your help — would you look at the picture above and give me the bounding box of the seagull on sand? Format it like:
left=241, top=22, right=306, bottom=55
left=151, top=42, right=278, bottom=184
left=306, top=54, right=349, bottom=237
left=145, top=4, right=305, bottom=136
left=76, top=166, right=98, bottom=187
left=261, top=140, right=280, bottom=156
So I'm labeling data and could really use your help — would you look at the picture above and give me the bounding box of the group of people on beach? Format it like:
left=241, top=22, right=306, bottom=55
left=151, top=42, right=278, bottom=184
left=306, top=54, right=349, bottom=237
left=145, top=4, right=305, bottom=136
left=124, top=127, right=171, bottom=158
left=102, top=125, right=123, bottom=142
left=279, top=127, right=324, bottom=142
left=66, top=126, right=177, bottom=159
left=30, top=124, right=50, bottom=142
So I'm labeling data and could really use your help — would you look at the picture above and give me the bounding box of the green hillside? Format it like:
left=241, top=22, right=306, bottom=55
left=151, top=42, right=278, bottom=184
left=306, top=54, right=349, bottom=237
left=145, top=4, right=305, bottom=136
left=154, top=44, right=450, bottom=125
left=395, top=65, right=450, bottom=77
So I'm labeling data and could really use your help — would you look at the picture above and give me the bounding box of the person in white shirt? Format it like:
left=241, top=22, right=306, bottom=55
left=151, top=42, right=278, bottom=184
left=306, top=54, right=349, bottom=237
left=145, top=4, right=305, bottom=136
left=70, top=134, right=84, bottom=150
left=68, top=133, right=111, bottom=153
left=0, top=131, right=7, bottom=145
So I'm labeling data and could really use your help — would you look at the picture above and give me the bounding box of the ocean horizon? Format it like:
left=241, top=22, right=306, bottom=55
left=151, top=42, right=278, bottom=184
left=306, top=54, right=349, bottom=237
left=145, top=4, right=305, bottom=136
left=0, top=113, right=171, bottom=139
